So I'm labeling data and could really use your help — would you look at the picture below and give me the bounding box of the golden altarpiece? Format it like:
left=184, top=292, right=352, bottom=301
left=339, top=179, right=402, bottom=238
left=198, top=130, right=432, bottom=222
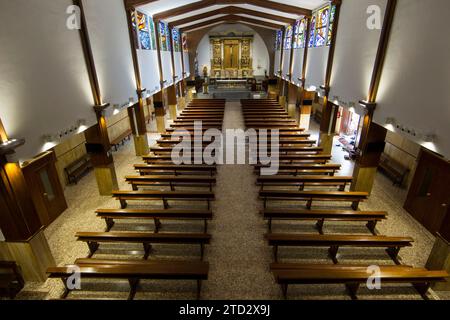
left=210, top=33, right=254, bottom=78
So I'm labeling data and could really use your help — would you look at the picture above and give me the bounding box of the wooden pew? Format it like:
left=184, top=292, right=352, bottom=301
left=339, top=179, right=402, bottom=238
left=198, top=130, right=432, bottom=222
left=48, top=260, right=209, bottom=300
left=125, top=175, right=216, bottom=191
left=136, top=164, right=216, bottom=176
left=254, top=163, right=340, bottom=176
left=0, top=261, right=25, bottom=299
left=262, top=209, right=387, bottom=234
left=257, top=175, right=353, bottom=191
left=165, top=128, right=305, bottom=133
left=96, top=208, right=212, bottom=232
left=160, top=133, right=311, bottom=140
left=76, top=231, right=211, bottom=260
left=265, top=233, right=413, bottom=264
left=270, top=263, right=448, bottom=299
left=112, top=190, right=215, bottom=210
left=253, top=154, right=332, bottom=164
left=259, top=190, right=369, bottom=210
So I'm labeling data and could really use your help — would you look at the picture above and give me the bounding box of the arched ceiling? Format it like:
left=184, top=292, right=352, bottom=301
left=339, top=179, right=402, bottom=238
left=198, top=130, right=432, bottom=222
left=126, top=0, right=330, bottom=32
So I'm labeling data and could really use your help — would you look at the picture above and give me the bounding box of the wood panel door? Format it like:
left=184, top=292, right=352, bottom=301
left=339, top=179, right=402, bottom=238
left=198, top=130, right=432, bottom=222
left=22, top=152, right=68, bottom=227
left=404, top=149, right=450, bottom=240
left=224, top=44, right=239, bottom=69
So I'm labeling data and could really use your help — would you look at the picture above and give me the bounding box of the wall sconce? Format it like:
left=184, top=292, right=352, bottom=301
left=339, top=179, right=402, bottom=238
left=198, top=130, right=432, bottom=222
left=113, top=104, right=120, bottom=115
left=424, top=133, right=437, bottom=143
left=332, top=96, right=340, bottom=105
left=146, top=90, right=151, bottom=98
left=308, top=85, right=317, bottom=92
left=0, top=138, right=25, bottom=156
left=358, top=100, right=377, bottom=113
left=129, top=97, right=135, bottom=106
left=348, top=102, right=356, bottom=113
left=385, top=117, right=396, bottom=125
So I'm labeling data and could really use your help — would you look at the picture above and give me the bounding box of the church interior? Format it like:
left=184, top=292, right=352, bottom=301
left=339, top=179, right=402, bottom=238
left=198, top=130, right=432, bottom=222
left=0, top=0, right=450, bottom=302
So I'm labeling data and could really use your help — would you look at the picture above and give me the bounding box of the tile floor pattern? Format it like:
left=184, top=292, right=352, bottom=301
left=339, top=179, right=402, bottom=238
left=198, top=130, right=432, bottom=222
left=15, top=103, right=448, bottom=300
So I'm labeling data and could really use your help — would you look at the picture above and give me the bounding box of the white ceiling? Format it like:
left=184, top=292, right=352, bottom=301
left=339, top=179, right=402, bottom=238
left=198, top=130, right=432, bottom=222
left=138, top=0, right=329, bottom=23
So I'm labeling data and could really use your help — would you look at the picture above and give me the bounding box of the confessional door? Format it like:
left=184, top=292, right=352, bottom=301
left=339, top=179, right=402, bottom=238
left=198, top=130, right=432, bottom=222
left=404, top=149, right=450, bottom=241
left=22, top=151, right=67, bottom=227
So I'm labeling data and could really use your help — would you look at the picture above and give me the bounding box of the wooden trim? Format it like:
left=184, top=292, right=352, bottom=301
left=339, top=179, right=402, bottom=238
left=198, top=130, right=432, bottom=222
left=301, top=16, right=311, bottom=87
left=180, top=15, right=283, bottom=33
left=73, top=0, right=102, bottom=106
left=0, top=118, right=8, bottom=143
left=124, top=4, right=142, bottom=90
left=154, top=0, right=311, bottom=21
left=323, top=0, right=342, bottom=93
left=169, top=6, right=295, bottom=28
left=367, top=0, right=397, bottom=103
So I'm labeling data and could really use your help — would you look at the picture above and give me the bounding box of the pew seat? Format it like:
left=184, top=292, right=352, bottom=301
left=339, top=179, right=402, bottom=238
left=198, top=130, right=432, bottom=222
left=76, top=231, right=211, bottom=260
left=257, top=175, right=353, bottom=191
left=125, top=175, right=216, bottom=191
left=259, top=190, right=369, bottom=210
left=136, top=164, right=217, bottom=176
left=96, top=209, right=213, bottom=232
left=263, top=209, right=388, bottom=234
left=47, top=260, right=209, bottom=300
left=265, top=233, right=413, bottom=264
left=270, top=263, right=448, bottom=299
left=112, top=190, right=215, bottom=209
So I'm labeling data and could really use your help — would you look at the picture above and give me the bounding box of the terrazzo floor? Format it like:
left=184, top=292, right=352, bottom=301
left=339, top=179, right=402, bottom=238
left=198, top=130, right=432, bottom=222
left=14, top=102, right=448, bottom=300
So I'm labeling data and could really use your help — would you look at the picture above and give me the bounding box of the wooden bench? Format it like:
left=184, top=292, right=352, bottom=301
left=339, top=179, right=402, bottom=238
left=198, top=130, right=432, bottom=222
left=255, top=147, right=323, bottom=154
left=112, top=190, right=215, bottom=210
left=141, top=155, right=214, bottom=165
left=65, top=154, right=93, bottom=185
left=265, top=233, right=413, bottom=264
left=254, top=164, right=340, bottom=176
left=250, top=139, right=317, bottom=146
left=111, top=129, right=132, bottom=151
left=0, top=261, right=25, bottom=299
left=76, top=231, right=211, bottom=260
left=263, top=209, right=387, bottom=234
left=378, top=153, right=410, bottom=186
left=48, top=260, right=209, bottom=300
left=136, top=164, right=217, bottom=176
left=257, top=175, right=353, bottom=191
left=259, top=190, right=369, bottom=210
left=96, top=208, right=212, bottom=232
left=270, top=263, right=448, bottom=299
left=125, top=175, right=216, bottom=191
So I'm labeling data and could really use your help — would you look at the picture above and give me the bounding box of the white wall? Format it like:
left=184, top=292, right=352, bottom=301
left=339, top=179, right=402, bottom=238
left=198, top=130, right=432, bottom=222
left=196, top=24, right=270, bottom=76
left=375, top=0, right=450, bottom=158
left=83, top=0, right=136, bottom=106
left=282, top=49, right=292, bottom=80
left=0, top=0, right=95, bottom=160
left=329, top=0, right=387, bottom=106
left=161, top=51, right=174, bottom=88
left=174, top=52, right=183, bottom=82
left=183, top=52, right=191, bottom=77
left=274, top=50, right=281, bottom=77
left=138, top=50, right=161, bottom=93
left=305, top=46, right=329, bottom=88
left=291, top=48, right=305, bottom=86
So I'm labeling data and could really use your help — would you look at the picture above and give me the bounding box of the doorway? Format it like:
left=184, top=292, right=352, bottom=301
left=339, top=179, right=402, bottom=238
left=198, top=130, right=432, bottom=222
left=21, top=151, right=68, bottom=227
left=404, top=149, right=450, bottom=241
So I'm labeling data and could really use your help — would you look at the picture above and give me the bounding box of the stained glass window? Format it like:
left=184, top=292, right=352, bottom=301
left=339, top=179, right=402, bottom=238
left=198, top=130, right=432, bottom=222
left=308, top=15, right=316, bottom=48
left=284, top=25, right=293, bottom=50
left=166, top=24, right=172, bottom=52
left=149, top=18, right=156, bottom=50
left=172, top=28, right=181, bottom=52
left=159, top=21, right=167, bottom=51
left=315, top=6, right=329, bottom=47
left=137, top=11, right=150, bottom=50
left=293, top=20, right=300, bottom=49
left=275, top=30, right=283, bottom=50
left=327, top=5, right=336, bottom=46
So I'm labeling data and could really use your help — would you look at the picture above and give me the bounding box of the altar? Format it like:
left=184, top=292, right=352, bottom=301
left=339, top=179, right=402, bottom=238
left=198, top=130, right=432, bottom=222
left=209, top=33, right=254, bottom=79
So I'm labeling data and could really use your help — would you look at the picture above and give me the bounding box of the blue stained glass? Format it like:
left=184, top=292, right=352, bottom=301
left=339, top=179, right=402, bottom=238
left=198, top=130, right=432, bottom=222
left=139, top=31, right=151, bottom=50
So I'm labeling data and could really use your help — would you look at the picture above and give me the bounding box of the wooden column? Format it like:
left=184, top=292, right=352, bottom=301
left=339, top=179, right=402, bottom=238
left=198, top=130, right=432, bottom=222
left=124, top=5, right=150, bottom=156
left=0, top=130, right=55, bottom=282
left=318, top=0, right=342, bottom=155
left=287, top=82, right=298, bottom=120
left=167, top=84, right=178, bottom=120
left=351, top=0, right=397, bottom=194
left=75, top=0, right=119, bottom=195
left=153, top=91, right=167, bottom=133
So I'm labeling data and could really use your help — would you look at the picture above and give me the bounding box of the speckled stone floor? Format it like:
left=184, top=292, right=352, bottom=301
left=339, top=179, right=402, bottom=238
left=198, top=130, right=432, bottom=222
left=14, top=103, right=449, bottom=300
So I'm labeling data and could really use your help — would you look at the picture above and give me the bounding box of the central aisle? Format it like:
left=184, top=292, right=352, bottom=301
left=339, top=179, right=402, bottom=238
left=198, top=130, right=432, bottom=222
left=203, top=101, right=279, bottom=299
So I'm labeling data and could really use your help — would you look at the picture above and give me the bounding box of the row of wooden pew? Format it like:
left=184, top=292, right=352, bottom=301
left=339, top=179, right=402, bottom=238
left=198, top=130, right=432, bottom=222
left=46, top=99, right=226, bottom=300
left=241, top=98, right=448, bottom=300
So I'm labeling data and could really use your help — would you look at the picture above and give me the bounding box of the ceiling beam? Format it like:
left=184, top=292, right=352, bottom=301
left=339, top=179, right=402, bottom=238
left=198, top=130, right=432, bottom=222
left=124, top=0, right=158, bottom=10
left=180, top=14, right=283, bottom=33
left=169, top=5, right=295, bottom=28
left=154, top=0, right=311, bottom=21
